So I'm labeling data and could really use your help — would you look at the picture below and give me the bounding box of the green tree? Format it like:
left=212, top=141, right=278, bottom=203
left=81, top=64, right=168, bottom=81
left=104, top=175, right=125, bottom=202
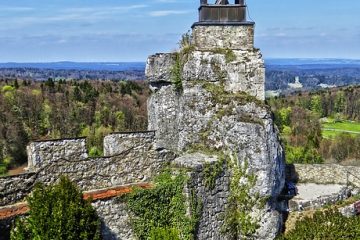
left=11, top=176, right=101, bottom=240
left=334, top=91, right=345, bottom=114
left=114, top=111, right=126, bottom=131
left=310, top=95, right=323, bottom=117
left=73, top=86, right=82, bottom=102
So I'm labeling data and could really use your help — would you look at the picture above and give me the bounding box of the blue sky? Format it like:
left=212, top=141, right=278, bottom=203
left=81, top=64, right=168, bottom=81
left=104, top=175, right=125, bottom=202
left=0, top=0, right=359, bottom=62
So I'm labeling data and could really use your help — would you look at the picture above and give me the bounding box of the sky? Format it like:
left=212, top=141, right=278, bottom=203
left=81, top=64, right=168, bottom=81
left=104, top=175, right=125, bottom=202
left=0, top=0, right=359, bottom=62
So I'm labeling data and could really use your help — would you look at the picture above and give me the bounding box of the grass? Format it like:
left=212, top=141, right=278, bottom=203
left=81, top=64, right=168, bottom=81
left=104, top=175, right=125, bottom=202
left=321, top=121, right=360, bottom=138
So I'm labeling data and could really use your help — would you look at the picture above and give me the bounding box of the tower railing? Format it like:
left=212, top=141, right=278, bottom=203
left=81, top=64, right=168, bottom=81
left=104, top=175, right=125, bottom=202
left=198, top=0, right=248, bottom=23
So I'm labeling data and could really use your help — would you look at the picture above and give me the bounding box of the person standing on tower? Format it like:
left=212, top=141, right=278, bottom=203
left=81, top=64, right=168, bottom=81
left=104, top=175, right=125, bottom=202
left=215, top=0, right=229, bottom=4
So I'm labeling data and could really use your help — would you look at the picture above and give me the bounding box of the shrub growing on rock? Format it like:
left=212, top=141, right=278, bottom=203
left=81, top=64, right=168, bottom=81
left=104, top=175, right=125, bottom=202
left=11, top=176, right=101, bottom=240
left=281, top=208, right=360, bottom=239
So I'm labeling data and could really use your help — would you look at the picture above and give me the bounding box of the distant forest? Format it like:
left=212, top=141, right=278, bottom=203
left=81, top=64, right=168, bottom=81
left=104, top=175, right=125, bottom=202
left=0, top=79, right=148, bottom=174
left=268, top=85, right=360, bottom=165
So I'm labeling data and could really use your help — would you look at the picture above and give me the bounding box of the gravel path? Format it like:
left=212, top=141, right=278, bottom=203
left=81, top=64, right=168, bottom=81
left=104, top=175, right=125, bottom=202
left=294, top=183, right=345, bottom=201
left=322, top=128, right=360, bottom=134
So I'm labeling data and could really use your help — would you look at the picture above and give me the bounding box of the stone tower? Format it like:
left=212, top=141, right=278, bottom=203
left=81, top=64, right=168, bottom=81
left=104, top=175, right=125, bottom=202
left=192, top=0, right=265, bottom=100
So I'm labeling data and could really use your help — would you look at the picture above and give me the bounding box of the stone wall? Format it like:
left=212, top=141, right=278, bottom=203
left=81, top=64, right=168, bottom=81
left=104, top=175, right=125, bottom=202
left=286, top=164, right=360, bottom=187
left=192, top=25, right=255, bottom=50
left=288, top=187, right=351, bottom=212
left=92, top=198, right=134, bottom=240
left=0, top=173, right=36, bottom=206
left=174, top=153, right=230, bottom=240
left=1, top=132, right=174, bottom=207
left=0, top=184, right=150, bottom=240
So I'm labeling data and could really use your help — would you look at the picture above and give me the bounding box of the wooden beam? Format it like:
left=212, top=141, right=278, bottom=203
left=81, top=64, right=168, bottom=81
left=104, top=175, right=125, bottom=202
left=0, top=182, right=152, bottom=220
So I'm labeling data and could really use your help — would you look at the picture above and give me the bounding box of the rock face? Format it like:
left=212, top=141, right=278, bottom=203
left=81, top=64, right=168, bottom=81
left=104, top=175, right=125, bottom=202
left=146, top=23, right=285, bottom=239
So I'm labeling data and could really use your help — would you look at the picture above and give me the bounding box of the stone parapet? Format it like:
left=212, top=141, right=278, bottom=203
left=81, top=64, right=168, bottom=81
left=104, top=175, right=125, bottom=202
left=103, top=131, right=155, bottom=156
left=27, top=138, right=88, bottom=171
left=286, top=164, right=360, bottom=187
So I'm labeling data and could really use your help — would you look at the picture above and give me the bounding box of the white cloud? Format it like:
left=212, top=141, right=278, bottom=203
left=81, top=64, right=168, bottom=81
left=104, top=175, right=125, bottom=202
left=62, top=5, right=148, bottom=14
left=0, top=7, right=34, bottom=12
left=149, top=10, right=190, bottom=17
left=154, top=0, right=178, bottom=3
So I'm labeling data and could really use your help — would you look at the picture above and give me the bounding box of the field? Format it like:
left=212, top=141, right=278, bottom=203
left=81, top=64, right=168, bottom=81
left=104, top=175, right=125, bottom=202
left=322, top=121, right=360, bottom=138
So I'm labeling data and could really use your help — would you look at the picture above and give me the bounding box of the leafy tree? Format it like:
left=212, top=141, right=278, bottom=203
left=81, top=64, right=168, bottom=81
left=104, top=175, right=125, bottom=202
left=334, top=91, right=346, bottom=114
left=73, top=86, right=82, bottom=102
left=11, top=176, right=101, bottom=240
left=114, top=111, right=126, bottom=131
left=310, top=95, right=323, bottom=117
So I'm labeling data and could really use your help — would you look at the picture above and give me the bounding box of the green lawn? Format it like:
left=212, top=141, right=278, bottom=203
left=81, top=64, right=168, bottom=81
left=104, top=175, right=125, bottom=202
left=322, top=121, right=360, bottom=138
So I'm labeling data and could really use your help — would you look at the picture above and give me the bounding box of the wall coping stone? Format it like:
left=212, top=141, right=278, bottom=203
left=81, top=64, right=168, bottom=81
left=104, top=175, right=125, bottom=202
left=0, top=172, right=35, bottom=180
left=32, top=137, right=87, bottom=143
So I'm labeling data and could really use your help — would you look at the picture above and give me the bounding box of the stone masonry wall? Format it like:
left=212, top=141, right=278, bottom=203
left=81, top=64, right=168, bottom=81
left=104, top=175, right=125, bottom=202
left=192, top=25, right=255, bottom=50
left=173, top=153, right=230, bottom=240
left=1, top=133, right=175, bottom=207
left=92, top=198, right=134, bottom=240
left=27, top=138, right=88, bottom=171
left=286, top=164, right=360, bottom=187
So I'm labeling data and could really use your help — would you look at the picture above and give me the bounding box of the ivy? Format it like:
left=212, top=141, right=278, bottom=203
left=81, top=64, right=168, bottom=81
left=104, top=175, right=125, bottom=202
left=121, top=170, right=202, bottom=240
left=171, top=53, right=184, bottom=93
left=203, top=156, right=226, bottom=190
left=222, top=157, right=267, bottom=239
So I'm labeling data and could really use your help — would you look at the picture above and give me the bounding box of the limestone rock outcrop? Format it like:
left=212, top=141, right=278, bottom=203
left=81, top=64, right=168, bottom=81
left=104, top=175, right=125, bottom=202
left=146, top=27, right=285, bottom=239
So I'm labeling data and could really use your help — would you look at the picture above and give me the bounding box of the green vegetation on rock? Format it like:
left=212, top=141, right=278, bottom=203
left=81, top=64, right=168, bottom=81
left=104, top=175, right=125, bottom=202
left=212, top=48, right=237, bottom=63
left=171, top=53, right=184, bottom=93
left=203, top=156, right=226, bottom=190
left=280, top=208, right=360, bottom=240
left=11, top=176, right=100, bottom=240
left=121, top=170, right=202, bottom=240
left=222, top=157, right=266, bottom=239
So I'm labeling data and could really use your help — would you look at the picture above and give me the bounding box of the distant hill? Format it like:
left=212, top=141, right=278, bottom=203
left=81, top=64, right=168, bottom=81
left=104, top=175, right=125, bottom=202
left=0, top=60, right=359, bottom=90
left=265, top=58, right=360, bottom=68
left=0, top=62, right=146, bottom=81
left=0, top=62, right=145, bottom=71
left=264, top=59, right=360, bottom=93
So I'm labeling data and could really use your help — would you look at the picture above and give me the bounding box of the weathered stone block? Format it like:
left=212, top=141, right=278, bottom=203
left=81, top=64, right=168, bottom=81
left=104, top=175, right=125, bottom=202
left=145, top=53, right=176, bottom=83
